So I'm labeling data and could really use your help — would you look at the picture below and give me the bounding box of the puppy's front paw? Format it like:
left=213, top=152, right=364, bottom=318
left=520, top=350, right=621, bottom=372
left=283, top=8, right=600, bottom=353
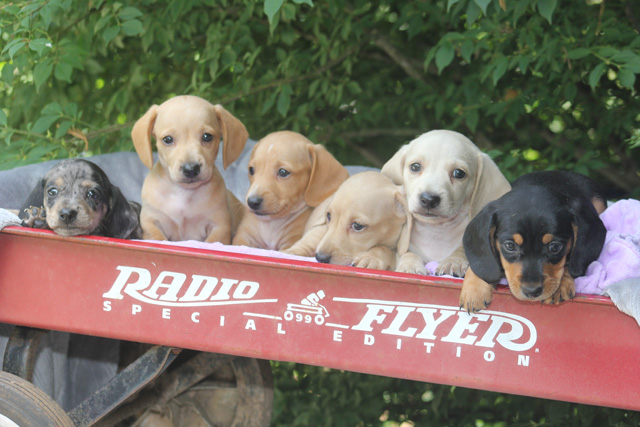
left=352, top=254, right=391, bottom=271
left=396, top=260, right=427, bottom=275
left=21, top=206, right=49, bottom=229
left=282, top=246, right=314, bottom=257
left=436, top=256, right=469, bottom=277
left=459, top=268, right=494, bottom=313
left=543, top=273, right=575, bottom=304
left=459, top=282, right=493, bottom=313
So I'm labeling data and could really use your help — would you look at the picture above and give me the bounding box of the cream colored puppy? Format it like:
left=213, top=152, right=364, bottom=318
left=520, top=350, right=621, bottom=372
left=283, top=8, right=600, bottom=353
left=292, top=171, right=412, bottom=270
left=232, top=131, right=348, bottom=250
left=381, top=130, right=511, bottom=276
left=132, top=95, right=248, bottom=244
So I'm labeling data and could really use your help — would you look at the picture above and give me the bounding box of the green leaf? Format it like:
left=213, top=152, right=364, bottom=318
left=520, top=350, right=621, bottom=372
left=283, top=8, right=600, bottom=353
left=39, top=2, right=55, bottom=28
left=54, top=62, right=73, bottom=82
left=461, top=39, right=474, bottom=63
left=474, top=0, right=491, bottom=15
left=55, top=120, right=73, bottom=139
left=33, top=59, right=54, bottom=91
left=103, top=26, right=120, bottom=43
left=221, top=46, right=237, bottom=66
left=447, top=0, right=462, bottom=13
left=567, top=48, right=590, bottom=60
left=29, top=38, right=51, bottom=56
left=435, top=43, right=455, bottom=74
left=588, top=62, right=606, bottom=90
left=513, top=0, right=530, bottom=25
left=277, top=84, right=293, bottom=117
left=121, top=19, right=143, bottom=36
left=465, top=109, right=479, bottom=132
left=261, top=90, right=278, bottom=114
left=118, top=6, right=143, bottom=20
left=618, top=68, right=636, bottom=89
left=63, top=103, right=78, bottom=117
left=42, top=102, right=63, bottom=116
left=1, top=63, right=15, bottom=83
left=308, top=79, right=320, bottom=97
left=3, top=5, right=20, bottom=14
left=264, top=0, right=284, bottom=25
left=8, top=40, right=26, bottom=60
left=492, top=55, right=509, bottom=85
left=32, top=115, right=59, bottom=134
left=564, top=83, right=577, bottom=101
left=346, top=81, right=362, bottom=95
left=0, top=110, right=7, bottom=127
left=466, top=1, right=482, bottom=26
left=95, top=15, right=112, bottom=33
left=292, top=0, right=313, bottom=6
left=537, top=0, right=556, bottom=24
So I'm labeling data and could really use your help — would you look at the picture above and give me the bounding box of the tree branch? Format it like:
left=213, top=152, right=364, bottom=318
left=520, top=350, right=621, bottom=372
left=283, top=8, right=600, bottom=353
left=373, top=35, right=429, bottom=84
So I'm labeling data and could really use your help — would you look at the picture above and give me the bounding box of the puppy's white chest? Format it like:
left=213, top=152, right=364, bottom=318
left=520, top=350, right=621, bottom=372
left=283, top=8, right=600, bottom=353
left=410, top=218, right=467, bottom=262
left=146, top=183, right=224, bottom=241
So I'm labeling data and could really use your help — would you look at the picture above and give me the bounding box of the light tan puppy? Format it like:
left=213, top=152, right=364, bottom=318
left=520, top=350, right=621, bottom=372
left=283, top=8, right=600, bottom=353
left=132, top=95, right=248, bottom=244
left=232, top=131, right=348, bottom=250
left=303, top=171, right=412, bottom=270
left=381, top=130, right=511, bottom=277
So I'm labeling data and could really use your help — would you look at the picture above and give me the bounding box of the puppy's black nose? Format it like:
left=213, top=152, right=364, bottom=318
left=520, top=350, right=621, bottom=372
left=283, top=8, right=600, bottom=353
left=247, top=196, right=263, bottom=211
left=419, top=193, right=441, bottom=209
left=315, top=252, right=331, bottom=263
left=181, top=163, right=201, bottom=178
left=522, top=284, right=543, bottom=299
left=59, top=208, right=77, bottom=224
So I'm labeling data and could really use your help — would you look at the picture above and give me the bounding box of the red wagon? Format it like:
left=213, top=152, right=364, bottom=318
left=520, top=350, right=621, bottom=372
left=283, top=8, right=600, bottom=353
left=0, top=225, right=637, bottom=425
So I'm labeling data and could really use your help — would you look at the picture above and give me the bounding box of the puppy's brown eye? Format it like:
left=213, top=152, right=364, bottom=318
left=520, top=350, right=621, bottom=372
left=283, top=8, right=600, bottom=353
left=248, top=166, right=255, bottom=175
left=278, top=168, right=290, bottom=178
left=503, top=241, right=517, bottom=252
left=410, top=163, right=421, bottom=172
left=162, top=136, right=174, bottom=145
left=326, top=212, right=331, bottom=222
left=452, top=169, right=466, bottom=179
left=47, top=188, right=58, bottom=197
left=548, top=242, right=564, bottom=255
left=352, top=222, right=366, bottom=232
left=202, top=133, right=213, bottom=142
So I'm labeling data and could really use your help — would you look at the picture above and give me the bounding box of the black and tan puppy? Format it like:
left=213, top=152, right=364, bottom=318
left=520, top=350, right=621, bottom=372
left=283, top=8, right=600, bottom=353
left=19, top=158, right=141, bottom=239
left=459, top=171, right=607, bottom=313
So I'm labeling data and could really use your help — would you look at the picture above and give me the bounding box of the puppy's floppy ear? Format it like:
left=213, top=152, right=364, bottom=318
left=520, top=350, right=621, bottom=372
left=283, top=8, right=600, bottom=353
left=567, top=198, right=607, bottom=277
left=394, top=187, right=413, bottom=255
left=131, top=105, right=159, bottom=169
left=381, top=144, right=408, bottom=185
left=213, top=105, right=249, bottom=169
left=104, top=184, right=142, bottom=239
left=304, top=144, right=349, bottom=207
left=469, top=152, right=511, bottom=218
left=18, top=178, right=46, bottom=220
left=463, top=202, right=503, bottom=283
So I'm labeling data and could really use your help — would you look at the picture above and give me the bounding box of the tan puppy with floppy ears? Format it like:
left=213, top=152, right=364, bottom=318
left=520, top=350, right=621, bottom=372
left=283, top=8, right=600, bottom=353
left=232, top=131, right=349, bottom=250
left=132, top=95, right=248, bottom=244
left=312, top=171, right=412, bottom=271
left=381, top=130, right=511, bottom=277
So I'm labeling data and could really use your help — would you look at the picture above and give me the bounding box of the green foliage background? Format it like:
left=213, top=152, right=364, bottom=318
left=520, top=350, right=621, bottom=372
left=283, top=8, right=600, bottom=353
left=1, top=0, right=640, bottom=425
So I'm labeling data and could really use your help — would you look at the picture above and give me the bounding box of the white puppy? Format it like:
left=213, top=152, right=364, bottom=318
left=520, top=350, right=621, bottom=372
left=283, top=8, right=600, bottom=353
left=381, top=130, right=511, bottom=277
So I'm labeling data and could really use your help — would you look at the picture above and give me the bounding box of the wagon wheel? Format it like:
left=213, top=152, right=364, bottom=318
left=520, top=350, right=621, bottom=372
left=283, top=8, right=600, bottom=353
left=105, top=349, right=273, bottom=427
left=0, top=371, right=74, bottom=427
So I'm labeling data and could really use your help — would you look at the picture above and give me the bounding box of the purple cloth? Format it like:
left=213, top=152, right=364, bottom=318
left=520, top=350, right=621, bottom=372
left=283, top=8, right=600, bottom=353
left=575, top=199, right=640, bottom=295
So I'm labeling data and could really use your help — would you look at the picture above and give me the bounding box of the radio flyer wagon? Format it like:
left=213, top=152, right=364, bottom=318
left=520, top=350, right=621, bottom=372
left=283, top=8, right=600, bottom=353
left=0, top=147, right=638, bottom=425
left=0, top=224, right=638, bottom=425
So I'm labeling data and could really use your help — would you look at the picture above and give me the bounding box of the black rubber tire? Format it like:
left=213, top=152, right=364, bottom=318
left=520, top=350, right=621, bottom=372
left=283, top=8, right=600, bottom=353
left=0, top=371, right=74, bottom=427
